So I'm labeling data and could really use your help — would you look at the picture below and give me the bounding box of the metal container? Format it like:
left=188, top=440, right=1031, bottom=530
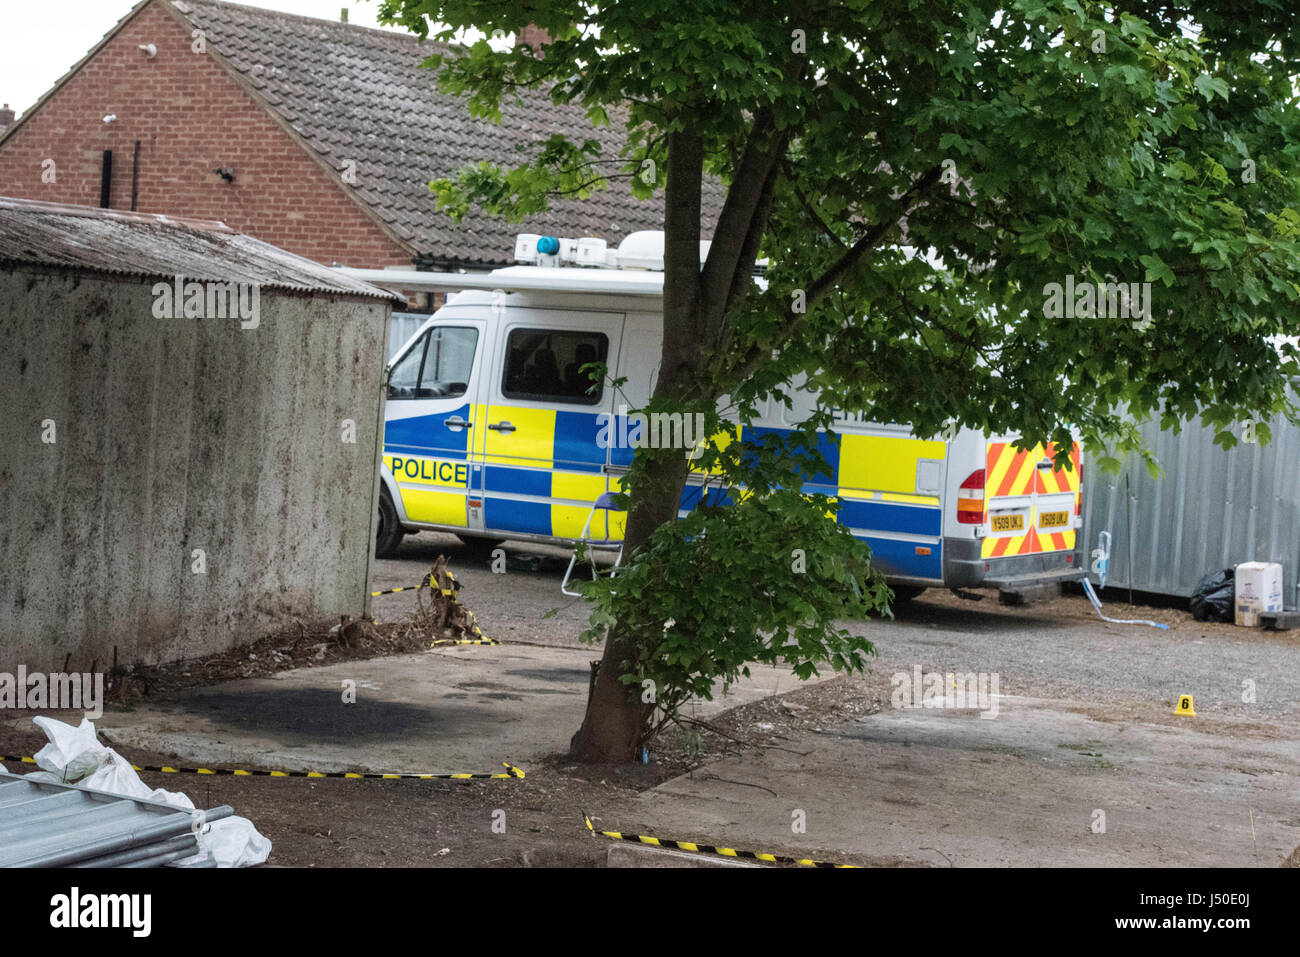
left=1081, top=398, right=1300, bottom=610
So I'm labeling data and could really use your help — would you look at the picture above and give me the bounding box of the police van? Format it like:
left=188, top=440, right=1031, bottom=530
left=344, top=232, right=1083, bottom=599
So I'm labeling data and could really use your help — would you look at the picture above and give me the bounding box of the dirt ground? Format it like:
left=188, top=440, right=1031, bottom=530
left=0, top=673, right=900, bottom=868
left=4, top=541, right=1296, bottom=867
left=7, top=665, right=1291, bottom=867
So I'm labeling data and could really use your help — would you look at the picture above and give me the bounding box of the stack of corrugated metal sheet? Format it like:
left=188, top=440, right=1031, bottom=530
left=0, top=771, right=232, bottom=867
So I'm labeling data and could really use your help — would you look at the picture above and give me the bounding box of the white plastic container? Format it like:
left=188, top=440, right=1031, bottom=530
left=1234, top=562, right=1283, bottom=626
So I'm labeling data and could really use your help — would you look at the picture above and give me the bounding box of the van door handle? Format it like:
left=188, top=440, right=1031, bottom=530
left=1037, top=458, right=1052, bottom=469
left=488, top=421, right=516, bottom=433
left=444, top=417, right=471, bottom=430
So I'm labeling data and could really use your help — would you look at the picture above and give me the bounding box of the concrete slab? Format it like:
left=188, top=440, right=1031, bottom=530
left=605, top=843, right=760, bottom=867
left=93, top=644, right=830, bottom=775
left=623, top=694, right=1300, bottom=867
left=97, top=645, right=587, bottom=774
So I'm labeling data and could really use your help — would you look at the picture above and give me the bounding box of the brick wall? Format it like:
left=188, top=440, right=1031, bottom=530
left=0, top=0, right=410, bottom=269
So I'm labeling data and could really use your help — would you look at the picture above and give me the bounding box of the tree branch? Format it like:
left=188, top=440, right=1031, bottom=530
left=722, top=164, right=945, bottom=387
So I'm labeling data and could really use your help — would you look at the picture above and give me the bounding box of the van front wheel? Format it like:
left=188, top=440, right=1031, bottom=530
left=455, top=534, right=504, bottom=554
left=376, top=487, right=405, bottom=558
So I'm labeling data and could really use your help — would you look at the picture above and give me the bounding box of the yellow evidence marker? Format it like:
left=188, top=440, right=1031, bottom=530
left=1174, top=694, right=1196, bottom=716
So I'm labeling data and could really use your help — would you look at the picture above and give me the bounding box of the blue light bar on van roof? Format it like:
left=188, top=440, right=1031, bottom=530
left=536, top=235, right=560, bottom=255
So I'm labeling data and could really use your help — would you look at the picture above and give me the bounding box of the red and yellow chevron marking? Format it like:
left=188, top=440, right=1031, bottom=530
left=982, top=441, right=1036, bottom=559
left=1033, top=441, right=1081, bottom=553
left=983, top=439, right=1082, bottom=558
left=1035, top=442, right=1081, bottom=496
left=985, top=527, right=1033, bottom=557
left=986, top=441, right=1038, bottom=500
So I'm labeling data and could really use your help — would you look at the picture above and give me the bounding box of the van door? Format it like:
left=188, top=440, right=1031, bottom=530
left=1031, top=441, right=1081, bottom=553
left=981, top=438, right=1037, bottom=558
left=479, top=311, right=623, bottom=540
left=383, top=321, right=485, bottom=528
left=981, top=438, right=1081, bottom=558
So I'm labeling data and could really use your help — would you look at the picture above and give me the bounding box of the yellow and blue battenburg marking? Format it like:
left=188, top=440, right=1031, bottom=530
left=677, top=424, right=946, bottom=581
left=385, top=403, right=950, bottom=581
left=479, top=406, right=611, bottom=539
left=384, top=402, right=474, bottom=527
left=583, top=812, right=858, bottom=868
left=2, top=755, right=524, bottom=781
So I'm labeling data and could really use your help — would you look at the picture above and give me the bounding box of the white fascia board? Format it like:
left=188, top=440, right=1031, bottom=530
left=336, top=266, right=666, bottom=297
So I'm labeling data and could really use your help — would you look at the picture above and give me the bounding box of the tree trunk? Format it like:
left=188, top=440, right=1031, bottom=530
left=569, top=129, right=705, bottom=762
left=567, top=451, right=689, bottom=761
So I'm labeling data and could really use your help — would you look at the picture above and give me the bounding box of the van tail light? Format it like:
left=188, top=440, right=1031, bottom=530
left=1075, top=459, right=1083, bottom=515
left=957, top=469, right=985, bottom=524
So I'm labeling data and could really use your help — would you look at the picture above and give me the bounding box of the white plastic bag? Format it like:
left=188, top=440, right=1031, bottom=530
left=22, top=717, right=271, bottom=867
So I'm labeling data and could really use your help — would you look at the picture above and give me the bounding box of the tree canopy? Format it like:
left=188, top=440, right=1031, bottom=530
left=379, top=0, right=1300, bottom=760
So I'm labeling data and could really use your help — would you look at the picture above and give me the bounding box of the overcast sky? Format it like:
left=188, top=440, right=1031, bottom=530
left=0, top=1, right=416, bottom=117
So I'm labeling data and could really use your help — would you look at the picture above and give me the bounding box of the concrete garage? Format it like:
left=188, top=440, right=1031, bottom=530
left=0, top=196, right=399, bottom=670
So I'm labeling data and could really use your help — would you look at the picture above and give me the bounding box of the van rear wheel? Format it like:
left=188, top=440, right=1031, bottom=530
left=888, top=584, right=927, bottom=605
left=376, top=487, right=405, bottom=559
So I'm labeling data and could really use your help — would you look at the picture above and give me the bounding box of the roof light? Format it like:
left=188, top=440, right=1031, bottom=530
left=511, top=230, right=715, bottom=272
left=616, top=231, right=664, bottom=271
left=572, top=237, right=607, bottom=267
left=514, top=233, right=541, bottom=263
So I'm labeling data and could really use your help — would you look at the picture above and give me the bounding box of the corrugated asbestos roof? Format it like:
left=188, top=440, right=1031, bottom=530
left=0, top=770, right=232, bottom=868
left=168, top=0, right=725, bottom=266
left=0, top=196, right=401, bottom=300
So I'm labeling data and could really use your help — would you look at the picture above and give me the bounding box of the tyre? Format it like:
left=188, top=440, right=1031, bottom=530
left=455, top=533, right=504, bottom=554
left=888, top=584, right=927, bottom=605
left=375, top=487, right=406, bottom=558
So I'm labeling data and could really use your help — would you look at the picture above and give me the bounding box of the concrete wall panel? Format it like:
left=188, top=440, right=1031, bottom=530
left=0, top=267, right=388, bottom=669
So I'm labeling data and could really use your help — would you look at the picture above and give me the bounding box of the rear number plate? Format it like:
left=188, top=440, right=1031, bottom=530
left=991, top=514, right=1024, bottom=532
left=1039, top=510, right=1070, bottom=529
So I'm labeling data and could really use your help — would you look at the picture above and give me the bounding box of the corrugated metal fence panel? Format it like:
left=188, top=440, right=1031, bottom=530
left=1081, top=402, right=1300, bottom=610
left=0, top=771, right=232, bottom=867
left=389, top=312, right=430, bottom=360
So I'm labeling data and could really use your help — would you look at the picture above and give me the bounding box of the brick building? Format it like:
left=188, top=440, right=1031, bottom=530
left=0, top=0, right=720, bottom=272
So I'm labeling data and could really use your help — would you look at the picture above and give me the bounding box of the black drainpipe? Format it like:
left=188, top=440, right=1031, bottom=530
left=99, top=150, right=112, bottom=208
left=130, top=141, right=140, bottom=211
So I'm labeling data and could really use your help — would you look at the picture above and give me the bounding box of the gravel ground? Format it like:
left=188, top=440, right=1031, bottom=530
left=847, top=589, right=1300, bottom=723
left=3, top=531, right=1292, bottom=868
left=376, top=532, right=1300, bottom=723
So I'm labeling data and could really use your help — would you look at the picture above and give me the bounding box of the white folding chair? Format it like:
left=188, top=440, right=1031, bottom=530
left=561, top=491, right=625, bottom=596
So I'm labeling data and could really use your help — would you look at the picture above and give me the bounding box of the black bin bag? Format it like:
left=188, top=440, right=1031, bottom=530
left=1189, top=568, right=1234, bottom=622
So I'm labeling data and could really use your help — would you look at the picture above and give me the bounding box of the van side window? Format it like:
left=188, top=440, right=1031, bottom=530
left=387, top=326, right=478, bottom=400
left=502, top=328, right=608, bottom=404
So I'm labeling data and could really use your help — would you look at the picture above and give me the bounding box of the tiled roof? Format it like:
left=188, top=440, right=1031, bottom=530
left=170, top=0, right=724, bottom=267
left=0, top=196, right=401, bottom=300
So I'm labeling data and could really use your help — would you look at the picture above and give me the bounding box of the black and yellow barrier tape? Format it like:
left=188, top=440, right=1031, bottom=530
left=3, top=755, right=524, bottom=781
left=583, top=813, right=858, bottom=868
left=371, top=583, right=458, bottom=598
left=370, top=571, right=493, bottom=645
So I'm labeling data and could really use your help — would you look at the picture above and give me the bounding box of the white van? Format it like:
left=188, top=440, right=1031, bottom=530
left=345, top=233, right=1084, bottom=598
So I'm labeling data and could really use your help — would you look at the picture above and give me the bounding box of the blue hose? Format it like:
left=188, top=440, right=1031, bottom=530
left=1080, top=577, right=1170, bottom=629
